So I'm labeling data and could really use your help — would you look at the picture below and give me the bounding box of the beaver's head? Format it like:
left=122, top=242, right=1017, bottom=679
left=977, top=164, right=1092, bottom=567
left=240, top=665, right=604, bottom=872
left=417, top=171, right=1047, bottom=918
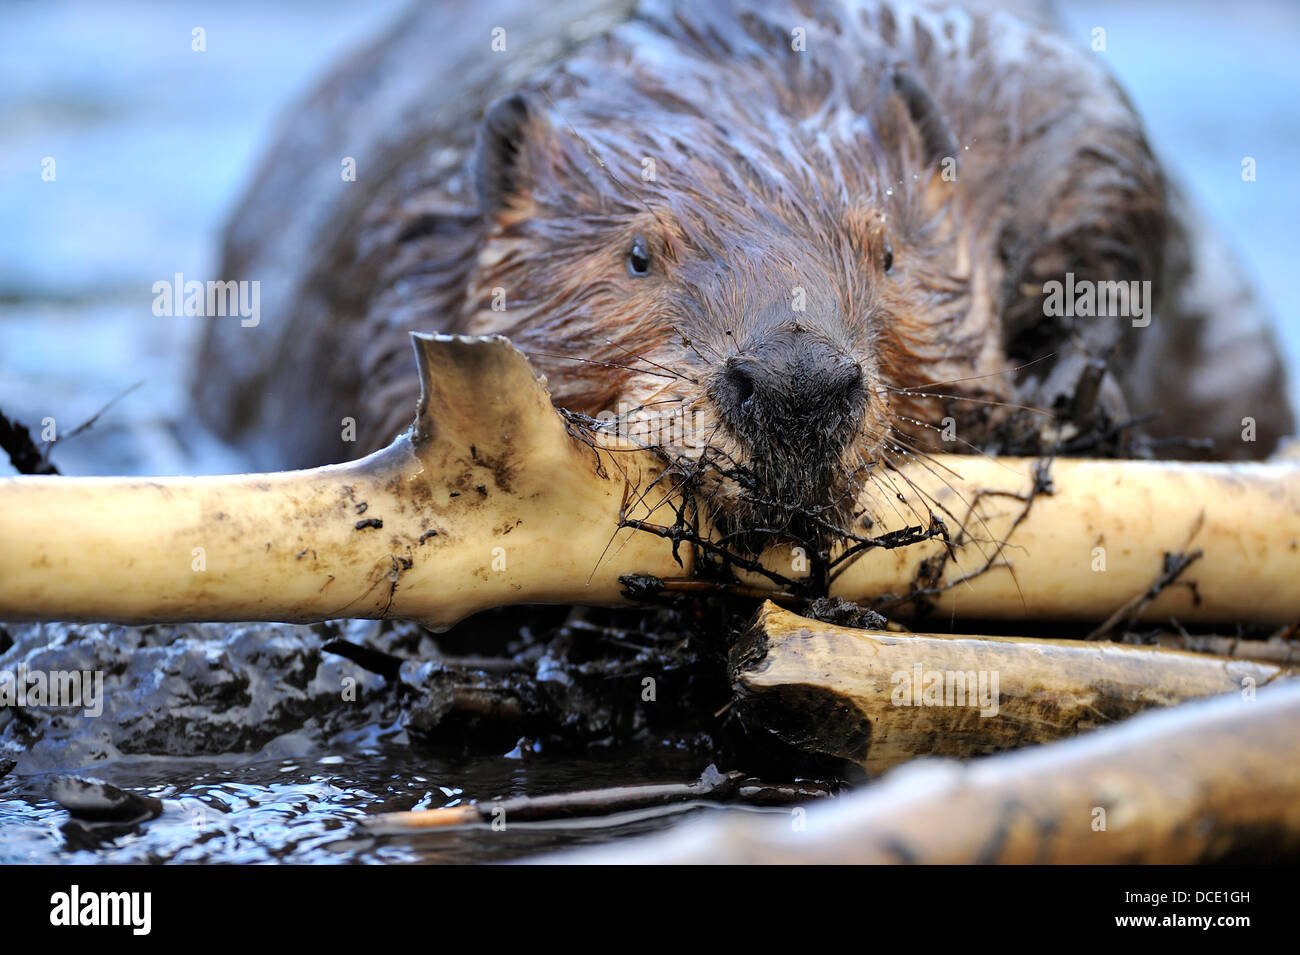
left=453, top=6, right=1163, bottom=551
left=459, top=84, right=975, bottom=549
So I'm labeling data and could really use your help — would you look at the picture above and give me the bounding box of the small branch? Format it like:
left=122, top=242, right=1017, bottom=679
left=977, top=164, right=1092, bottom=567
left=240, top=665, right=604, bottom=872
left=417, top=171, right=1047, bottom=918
left=0, top=410, right=58, bottom=475
left=1087, top=512, right=1206, bottom=640
left=364, top=766, right=835, bottom=831
left=1116, top=629, right=1300, bottom=666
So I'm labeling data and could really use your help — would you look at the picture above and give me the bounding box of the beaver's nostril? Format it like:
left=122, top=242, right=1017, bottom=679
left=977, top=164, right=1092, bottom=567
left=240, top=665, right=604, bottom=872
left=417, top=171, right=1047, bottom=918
left=830, top=363, right=865, bottom=407
left=726, top=364, right=755, bottom=410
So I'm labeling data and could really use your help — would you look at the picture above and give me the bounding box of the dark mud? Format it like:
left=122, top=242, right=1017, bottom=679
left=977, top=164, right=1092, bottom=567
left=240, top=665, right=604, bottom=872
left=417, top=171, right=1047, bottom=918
left=0, top=606, right=806, bottom=863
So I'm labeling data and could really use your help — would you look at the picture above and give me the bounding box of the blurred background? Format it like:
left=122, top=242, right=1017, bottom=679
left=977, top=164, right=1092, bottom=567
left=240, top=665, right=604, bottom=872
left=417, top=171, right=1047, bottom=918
left=2, top=0, right=1297, bottom=476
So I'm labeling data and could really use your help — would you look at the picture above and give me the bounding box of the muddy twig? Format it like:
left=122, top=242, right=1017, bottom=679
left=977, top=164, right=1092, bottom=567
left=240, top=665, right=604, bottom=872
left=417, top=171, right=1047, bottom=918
left=873, top=458, right=1054, bottom=616
left=0, top=410, right=58, bottom=475
left=0, top=383, right=143, bottom=476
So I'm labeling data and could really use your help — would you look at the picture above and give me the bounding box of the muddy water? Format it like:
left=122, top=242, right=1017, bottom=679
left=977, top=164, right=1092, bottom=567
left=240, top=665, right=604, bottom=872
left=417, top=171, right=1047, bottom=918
left=0, top=742, right=759, bottom=864
left=0, top=607, right=762, bottom=863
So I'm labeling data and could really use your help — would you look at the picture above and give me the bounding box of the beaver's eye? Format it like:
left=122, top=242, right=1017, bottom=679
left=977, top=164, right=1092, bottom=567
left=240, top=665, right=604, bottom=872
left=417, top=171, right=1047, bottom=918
left=882, top=239, right=894, bottom=274
left=627, top=236, right=651, bottom=276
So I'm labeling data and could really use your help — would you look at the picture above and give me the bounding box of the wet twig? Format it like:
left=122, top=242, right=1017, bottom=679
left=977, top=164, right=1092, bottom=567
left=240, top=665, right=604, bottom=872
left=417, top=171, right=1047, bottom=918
left=1087, top=513, right=1206, bottom=640
left=0, top=383, right=143, bottom=476
left=364, top=765, right=835, bottom=831
left=0, top=411, right=58, bottom=475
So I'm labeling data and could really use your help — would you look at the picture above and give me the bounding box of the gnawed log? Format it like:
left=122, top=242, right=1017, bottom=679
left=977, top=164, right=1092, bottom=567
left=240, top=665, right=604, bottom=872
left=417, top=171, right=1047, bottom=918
left=731, top=602, right=1297, bottom=774
left=2, top=333, right=1299, bottom=628
left=550, top=679, right=1300, bottom=864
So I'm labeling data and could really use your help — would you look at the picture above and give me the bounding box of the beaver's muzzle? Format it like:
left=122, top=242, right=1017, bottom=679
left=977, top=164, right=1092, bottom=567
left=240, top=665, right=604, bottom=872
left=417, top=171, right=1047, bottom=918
left=711, top=326, right=866, bottom=468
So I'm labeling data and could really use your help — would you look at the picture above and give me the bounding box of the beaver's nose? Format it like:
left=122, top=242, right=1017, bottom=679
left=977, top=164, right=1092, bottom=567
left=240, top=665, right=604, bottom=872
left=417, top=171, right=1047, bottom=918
left=713, top=331, right=866, bottom=458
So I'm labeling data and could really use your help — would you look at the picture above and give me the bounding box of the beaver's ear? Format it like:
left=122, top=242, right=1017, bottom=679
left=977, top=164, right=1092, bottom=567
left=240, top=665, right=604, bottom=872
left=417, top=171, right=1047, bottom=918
left=891, top=68, right=958, bottom=172
left=476, top=92, right=550, bottom=217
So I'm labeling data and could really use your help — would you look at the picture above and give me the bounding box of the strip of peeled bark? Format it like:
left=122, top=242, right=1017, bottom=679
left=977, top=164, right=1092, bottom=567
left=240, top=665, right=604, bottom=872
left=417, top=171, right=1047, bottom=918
left=366, top=768, right=833, bottom=831
left=732, top=603, right=1297, bottom=775
left=1116, top=629, right=1300, bottom=665
left=549, top=679, right=1300, bottom=864
left=1, top=333, right=1298, bottom=627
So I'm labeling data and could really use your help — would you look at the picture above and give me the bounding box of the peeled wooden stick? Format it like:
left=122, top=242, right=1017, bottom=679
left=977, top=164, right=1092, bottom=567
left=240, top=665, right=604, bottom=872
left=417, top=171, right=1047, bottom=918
left=1, top=333, right=1298, bottom=627
left=731, top=602, right=1297, bottom=774
left=819, top=452, right=1300, bottom=625
left=0, top=335, right=681, bottom=631
left=551, top=679, right=1300, bottom=864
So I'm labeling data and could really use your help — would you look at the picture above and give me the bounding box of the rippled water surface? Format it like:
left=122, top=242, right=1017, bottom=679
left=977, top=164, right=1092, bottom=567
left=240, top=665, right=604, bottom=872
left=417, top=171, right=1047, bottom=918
left=0, top=738, right=760, bottom=864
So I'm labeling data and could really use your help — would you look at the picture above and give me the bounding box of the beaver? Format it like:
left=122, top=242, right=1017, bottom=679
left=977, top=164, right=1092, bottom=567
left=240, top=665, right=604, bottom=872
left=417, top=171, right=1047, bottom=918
left=194, top=0, right=1293, bottom=544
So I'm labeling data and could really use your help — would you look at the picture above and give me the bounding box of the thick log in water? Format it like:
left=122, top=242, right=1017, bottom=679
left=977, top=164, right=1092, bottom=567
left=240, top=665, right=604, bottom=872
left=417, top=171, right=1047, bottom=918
left=551, top=679, right=1300, bottom=864
left=2, top=334, right=1299, bottom=627
left=730, top=603, right=1298, bottom=774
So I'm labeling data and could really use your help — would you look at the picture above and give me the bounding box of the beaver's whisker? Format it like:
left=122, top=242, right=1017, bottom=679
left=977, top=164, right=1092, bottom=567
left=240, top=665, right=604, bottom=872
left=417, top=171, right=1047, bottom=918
left=594, top=397, right=691, bottom=437
left=850, top=454, right=986, bottom=600
left=520, top=350, right=682, bottom=380
left=635, top=380, right=691, bottom=408
left=861, top=453, right=944, bottom=542
left=893, top=353, right=1057, bottom=392
left=616, top=421, right=727, bottom=544
left=877, top=443, right=1009, bottom=592
left=885, top=431, right=1040, bottom=553
left=600, top=338, right=695, bottom=383
left=588, top=454, right=686, bottom=581
left=680, top=334, right=724, bottom=365
left=886, top=455, right=1033, bottom=617
left=884, top=388, right=1055, bottom=418
left=888, top=416, right=1022, bottom=476
left=881, top=426, right=981, bottom=486
left=882, top=425, right=1018, bottom=496
left=721, top=326, right=749, bottom=359
left=595, top=397, right=688, bottom=421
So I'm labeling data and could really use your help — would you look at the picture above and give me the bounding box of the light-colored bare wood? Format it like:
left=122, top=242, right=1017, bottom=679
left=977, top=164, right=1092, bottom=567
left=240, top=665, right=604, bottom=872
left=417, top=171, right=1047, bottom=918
left=731, top=602, right=1297, bottom=774
left=3, top=334, right=1298, bottom=627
